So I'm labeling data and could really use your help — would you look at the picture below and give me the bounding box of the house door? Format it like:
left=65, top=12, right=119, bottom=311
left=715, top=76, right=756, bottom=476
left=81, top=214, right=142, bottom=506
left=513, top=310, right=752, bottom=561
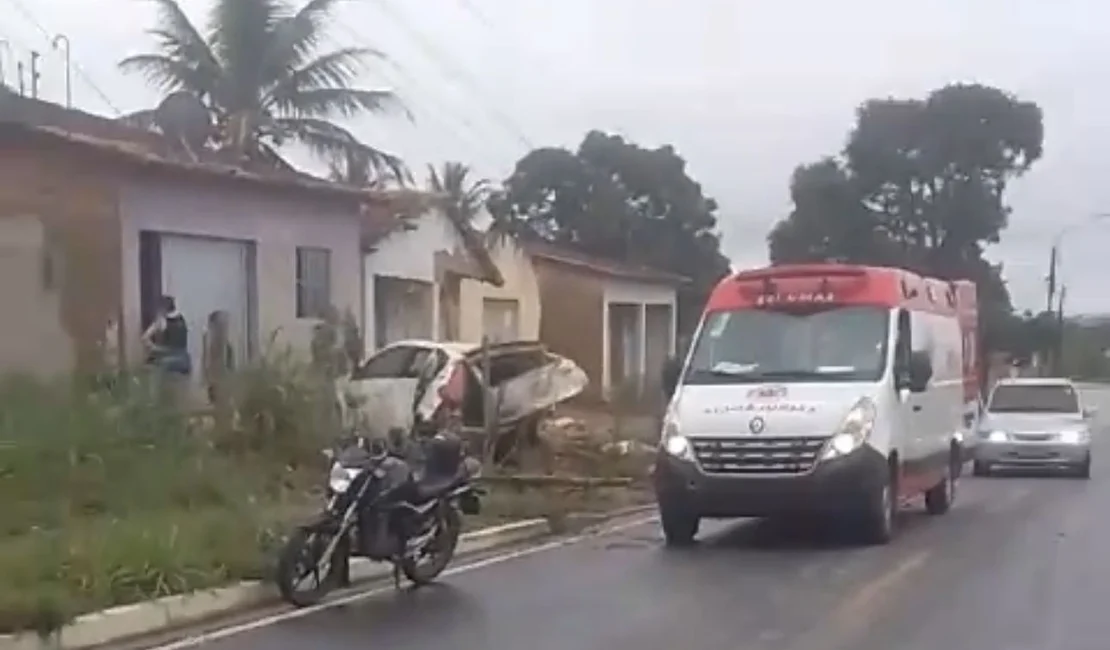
left=482, top=298, right=520, bottom=343
left=160, top=234, right=254, bottom=376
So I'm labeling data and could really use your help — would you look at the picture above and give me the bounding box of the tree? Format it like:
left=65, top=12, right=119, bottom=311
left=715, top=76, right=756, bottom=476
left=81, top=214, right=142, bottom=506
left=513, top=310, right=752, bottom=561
left=494, top=131, right=732, bottom=333
left=767, top=83, right=1045, bottom=353
left=120, top=0, right=409, bottom=177
left=426, top=161, right=491, bottom=226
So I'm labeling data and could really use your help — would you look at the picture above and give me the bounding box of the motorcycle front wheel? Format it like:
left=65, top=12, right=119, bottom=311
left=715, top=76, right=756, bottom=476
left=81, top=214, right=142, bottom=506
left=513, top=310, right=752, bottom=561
left=400, top=505, right=461, bottom=586
left=276, top=528, right=343, bottom=607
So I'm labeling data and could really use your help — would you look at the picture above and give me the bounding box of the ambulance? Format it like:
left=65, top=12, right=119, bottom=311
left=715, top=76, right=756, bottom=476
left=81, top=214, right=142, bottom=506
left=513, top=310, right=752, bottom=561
left=654, top=264, right=979, bottom=546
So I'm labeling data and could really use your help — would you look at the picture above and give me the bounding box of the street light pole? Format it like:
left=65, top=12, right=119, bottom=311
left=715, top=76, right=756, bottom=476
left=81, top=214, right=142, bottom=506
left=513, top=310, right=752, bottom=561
left=51, top=34, right=71, bottom=108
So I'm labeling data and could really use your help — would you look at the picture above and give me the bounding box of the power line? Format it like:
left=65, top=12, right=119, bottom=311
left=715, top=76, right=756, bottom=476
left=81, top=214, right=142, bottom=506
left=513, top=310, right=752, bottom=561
left=455, top=0, right=498, bottom=32
left=370, top=0, right=535, bottom=150
left=2, top=0, right=122, bottom=114
left=328, top=27, right=513, bottom=172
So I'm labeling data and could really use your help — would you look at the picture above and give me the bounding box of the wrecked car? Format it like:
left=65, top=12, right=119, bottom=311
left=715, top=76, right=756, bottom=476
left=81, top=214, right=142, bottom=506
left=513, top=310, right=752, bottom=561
left=336, top=339, right=588, bottom=457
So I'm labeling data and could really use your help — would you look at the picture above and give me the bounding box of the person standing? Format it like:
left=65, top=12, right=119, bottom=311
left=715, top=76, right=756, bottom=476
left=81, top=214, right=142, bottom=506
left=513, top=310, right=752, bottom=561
left=142, top=295, right=192, bottom=404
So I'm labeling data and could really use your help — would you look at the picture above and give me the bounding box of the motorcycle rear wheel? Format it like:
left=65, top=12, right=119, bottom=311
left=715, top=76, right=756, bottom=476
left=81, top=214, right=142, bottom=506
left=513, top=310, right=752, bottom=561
left=400, top=505, right=461, bottom=586
left=276, top=528, right=342, bottom=607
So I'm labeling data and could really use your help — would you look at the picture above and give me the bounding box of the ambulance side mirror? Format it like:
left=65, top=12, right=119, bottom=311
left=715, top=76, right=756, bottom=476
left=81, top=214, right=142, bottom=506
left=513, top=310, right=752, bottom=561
left=662, top=357, right=681, bottom=400
left=907, top=351, right=933, bottom=393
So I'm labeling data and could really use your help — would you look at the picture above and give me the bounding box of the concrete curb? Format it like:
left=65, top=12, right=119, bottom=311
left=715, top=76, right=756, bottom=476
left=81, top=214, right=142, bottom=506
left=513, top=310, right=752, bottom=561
left=0, top=506, right=654, bottom=650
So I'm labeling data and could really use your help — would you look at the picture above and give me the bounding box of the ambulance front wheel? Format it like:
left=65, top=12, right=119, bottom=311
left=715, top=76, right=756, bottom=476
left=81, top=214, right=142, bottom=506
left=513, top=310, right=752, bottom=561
left=659, top=503, right=700, bottom=547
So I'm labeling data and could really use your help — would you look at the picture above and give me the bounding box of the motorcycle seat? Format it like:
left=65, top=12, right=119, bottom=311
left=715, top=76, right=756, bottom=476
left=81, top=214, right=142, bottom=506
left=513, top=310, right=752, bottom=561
left=415, top=465, right=469, bottom=502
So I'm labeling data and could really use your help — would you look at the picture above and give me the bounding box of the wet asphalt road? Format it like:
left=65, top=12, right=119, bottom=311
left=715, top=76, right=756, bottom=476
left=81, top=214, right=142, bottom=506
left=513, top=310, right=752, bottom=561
left=171, top=385, right=1110, bottom=650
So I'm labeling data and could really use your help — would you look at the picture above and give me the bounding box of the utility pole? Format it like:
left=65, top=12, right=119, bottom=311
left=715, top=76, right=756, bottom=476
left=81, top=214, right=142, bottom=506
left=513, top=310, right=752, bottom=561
left=16, top=61, right=24, bottom=96
left=51, top=35, right=71, bottom=108
left=0, top=40, right=10, bottom=89
left=1045, top=245, right=1057, bottom=314
left=1055, top=285, right=1068, bottom=376
left=29, top=51, right=40, bottom=99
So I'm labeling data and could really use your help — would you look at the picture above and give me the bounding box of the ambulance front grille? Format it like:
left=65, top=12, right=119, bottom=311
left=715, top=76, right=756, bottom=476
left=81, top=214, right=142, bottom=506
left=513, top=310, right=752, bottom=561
left=689, top=436, right=827, bottom=475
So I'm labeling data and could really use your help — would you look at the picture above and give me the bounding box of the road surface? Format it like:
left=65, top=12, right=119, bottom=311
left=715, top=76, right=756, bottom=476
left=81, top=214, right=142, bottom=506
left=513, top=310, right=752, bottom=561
left=155, top=384, right=1110, bottom=650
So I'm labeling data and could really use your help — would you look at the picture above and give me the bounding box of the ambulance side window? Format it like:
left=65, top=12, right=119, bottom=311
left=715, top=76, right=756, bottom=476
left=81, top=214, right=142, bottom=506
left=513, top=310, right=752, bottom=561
left=895, top=310, right=911, bottom=367
left=894, top=310, right=911, bottom=389
left=909, top=311, right=933, bottom=355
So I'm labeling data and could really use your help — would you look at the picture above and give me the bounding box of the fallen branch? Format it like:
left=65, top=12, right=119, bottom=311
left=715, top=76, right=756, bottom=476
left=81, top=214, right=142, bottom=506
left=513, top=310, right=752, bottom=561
left=478, top=474, right=635, bottom=488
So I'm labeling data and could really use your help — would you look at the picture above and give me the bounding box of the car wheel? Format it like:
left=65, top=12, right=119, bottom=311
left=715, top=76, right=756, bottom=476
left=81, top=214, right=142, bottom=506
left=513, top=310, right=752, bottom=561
left=859, top=469, right=897, bottom=545
left=925, top=454, right=958, bottom=515
left=659, top=503, right=699, bottom=547
left=972, top=461, right=991, bottom=477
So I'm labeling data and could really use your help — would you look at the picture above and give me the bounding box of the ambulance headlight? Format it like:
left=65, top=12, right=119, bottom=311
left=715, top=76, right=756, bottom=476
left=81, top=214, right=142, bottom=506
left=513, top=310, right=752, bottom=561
left=821, top=397, right=877, bottom=461
left=661, top=415, right=694, bottom=460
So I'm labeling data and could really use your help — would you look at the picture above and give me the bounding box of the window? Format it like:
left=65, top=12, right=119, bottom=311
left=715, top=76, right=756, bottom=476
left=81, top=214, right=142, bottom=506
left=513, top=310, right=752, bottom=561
left=295, top=247, right=331, bottom=319
left=988, top=383, right=1080, bottom=414
left=353, top=345, right=416, bottom=380
left=684, top=305, right=890, bottom=384
left=351, top=345, right=445, bottom=381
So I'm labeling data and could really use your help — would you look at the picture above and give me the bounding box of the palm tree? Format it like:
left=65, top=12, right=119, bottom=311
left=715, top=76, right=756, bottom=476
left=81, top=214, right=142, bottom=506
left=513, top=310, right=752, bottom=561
left=426, top=161, right=490, bottom=226
left=328, top=149, right=408, bottom=188
left=119, top=0, right=408, bottom=176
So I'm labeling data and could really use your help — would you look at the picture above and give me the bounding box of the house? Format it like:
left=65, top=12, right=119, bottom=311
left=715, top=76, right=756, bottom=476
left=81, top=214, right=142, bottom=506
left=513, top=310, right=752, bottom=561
left=524, top=241, right=688, bottom=403
left=361, top=203, right=505, bottom=350
left=0, top=117, right=398, bottom=382
left=457, top=234, right=542, bottom=343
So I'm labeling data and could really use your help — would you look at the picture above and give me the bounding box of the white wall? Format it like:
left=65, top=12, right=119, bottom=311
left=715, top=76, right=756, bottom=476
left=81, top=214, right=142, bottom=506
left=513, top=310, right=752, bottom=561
left=361, top=210, right=463, bottom=352
left=120, top=180, right=363, bottom=364
left=601, top=278, right=679, bottom=396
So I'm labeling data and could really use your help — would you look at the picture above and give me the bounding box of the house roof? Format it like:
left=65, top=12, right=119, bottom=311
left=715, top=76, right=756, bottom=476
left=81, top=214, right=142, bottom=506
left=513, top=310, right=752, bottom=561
left=0, top=96, right=408, bottom=208
left=362, top=200, right=504, bottom=287
left=522, top=240, right=689, bottom=285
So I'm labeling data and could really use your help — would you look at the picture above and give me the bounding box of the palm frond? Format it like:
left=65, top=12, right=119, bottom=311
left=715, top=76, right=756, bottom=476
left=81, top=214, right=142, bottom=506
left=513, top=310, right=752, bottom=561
left=427, top=161, right=492, bottom=224
left=264, top=0, right=347, bottom=77
left=134, top=0, right=221, bottom=78
left=277, top=116, right=410, bottom=183
left=286, top=88, right=407, bottom=119
left=264, top=47, right=392, bottom=111
left=118, top=53, right=213, bottom=96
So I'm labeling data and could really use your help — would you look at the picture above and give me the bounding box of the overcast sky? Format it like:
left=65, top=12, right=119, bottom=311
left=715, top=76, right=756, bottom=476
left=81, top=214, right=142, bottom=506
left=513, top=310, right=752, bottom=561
left=4, top=0, right=1109, bottom=313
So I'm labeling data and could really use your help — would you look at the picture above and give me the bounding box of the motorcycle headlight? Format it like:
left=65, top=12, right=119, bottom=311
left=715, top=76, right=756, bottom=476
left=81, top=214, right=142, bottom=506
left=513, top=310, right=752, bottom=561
left=660, top=414, right=693, bottom=460
left=820, top=397, right=877, bottom=461
left=328, top=462, right=361, bottom=493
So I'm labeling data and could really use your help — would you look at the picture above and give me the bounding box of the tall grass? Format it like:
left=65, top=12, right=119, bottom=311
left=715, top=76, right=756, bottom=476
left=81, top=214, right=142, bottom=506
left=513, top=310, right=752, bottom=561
left=0, top=349, right=336, bottom=636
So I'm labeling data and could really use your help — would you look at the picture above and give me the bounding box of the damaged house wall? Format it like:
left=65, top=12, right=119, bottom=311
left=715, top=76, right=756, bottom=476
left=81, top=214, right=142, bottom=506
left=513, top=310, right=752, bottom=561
left=362, top=208, right=464, bottom=350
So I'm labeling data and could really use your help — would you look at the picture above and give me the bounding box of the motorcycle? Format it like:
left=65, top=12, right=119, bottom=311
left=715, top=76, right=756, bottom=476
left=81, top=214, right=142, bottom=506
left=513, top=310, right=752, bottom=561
left=275, top=432, right=483, bottom=607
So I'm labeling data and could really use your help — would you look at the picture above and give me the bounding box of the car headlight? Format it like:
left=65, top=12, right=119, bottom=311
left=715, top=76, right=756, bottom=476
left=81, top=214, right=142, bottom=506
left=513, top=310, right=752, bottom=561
left=820, top=397, right=877, bottom=460
left=1059, top=429, right=1089, bottom=444
left=328, top=462, right=362, bottom=493
left=660, top=415, right=693, bottom=460
left=985, top=430, right=1008, bottom=443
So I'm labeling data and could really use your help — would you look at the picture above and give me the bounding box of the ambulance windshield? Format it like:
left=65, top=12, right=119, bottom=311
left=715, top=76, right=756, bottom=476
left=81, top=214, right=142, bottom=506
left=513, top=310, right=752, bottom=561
left=684, top=305, right=890, bottom=384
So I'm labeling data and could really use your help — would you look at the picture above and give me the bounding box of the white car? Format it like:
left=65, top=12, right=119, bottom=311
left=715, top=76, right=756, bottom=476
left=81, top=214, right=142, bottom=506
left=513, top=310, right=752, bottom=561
left=974, top=377, right=1094, bottom=478
left=337, top=339, right=588, bottom=443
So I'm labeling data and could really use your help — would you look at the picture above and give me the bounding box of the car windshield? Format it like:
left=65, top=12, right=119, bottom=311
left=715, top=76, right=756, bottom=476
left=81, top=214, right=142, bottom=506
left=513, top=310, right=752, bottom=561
left=988, top=384, right=1080, bottom=414
left=683, top=305, right=890, bottom=384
